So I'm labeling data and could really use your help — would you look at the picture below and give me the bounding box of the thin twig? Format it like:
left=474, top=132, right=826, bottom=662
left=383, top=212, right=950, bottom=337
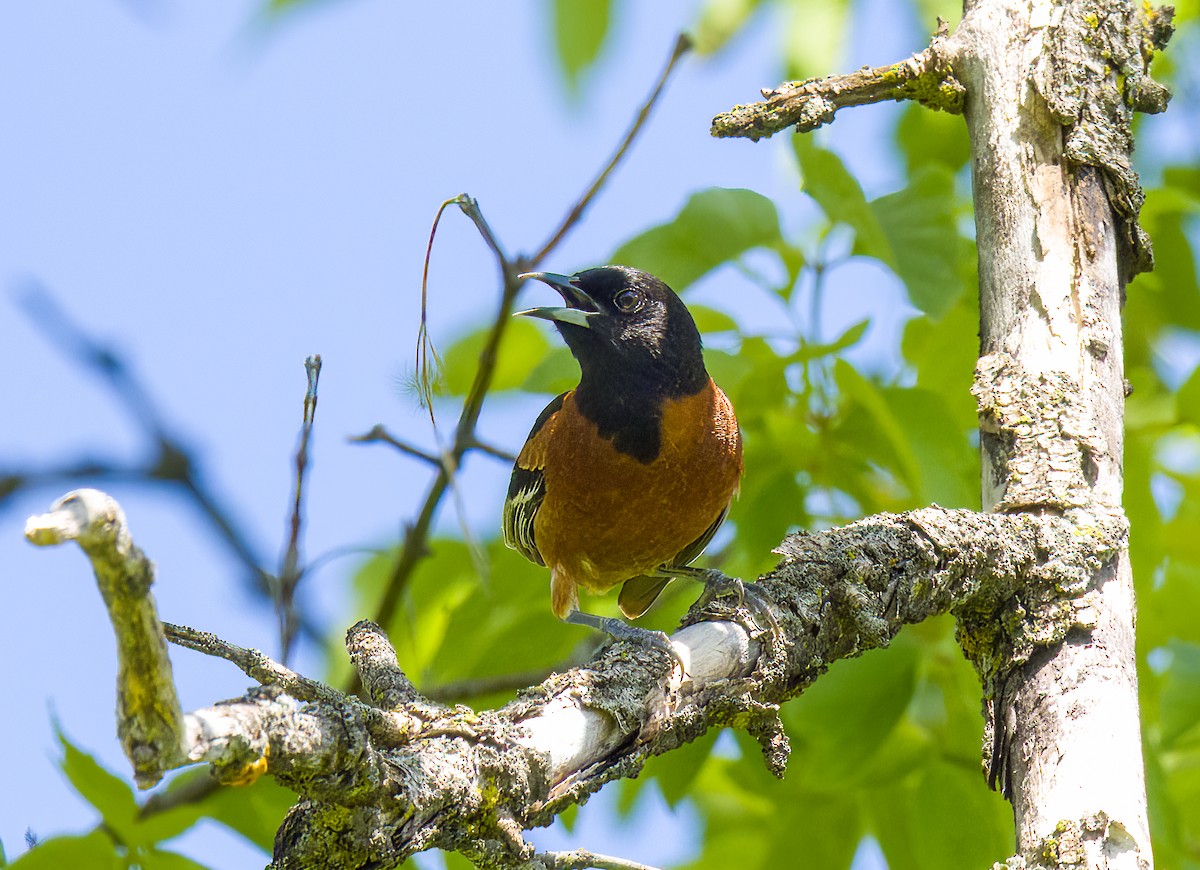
left=277, top=355, right=322, bottom=665
left=530, top=33, right=693, bottom=266
left=350, top=424, right=441, bottom=466
left=352, top=34, right=691, bottom=693
left=423, top=666, right=560, bottom=703
left=364, top=210, right=523, bottom=654
left=532, top=849, right=662, bottom=870
left=163, top=622, right=419, bottom=747
left=416, top=196, right=463, bottom=421
left=11, top=281, right=273, bottom=598
left=17, top=282, right=171, bottom=437
left=164, top=622, right=329, bottom=703
left=466, top=437, right=518, bottom=464
left=710, top=23, right=962, bottom=141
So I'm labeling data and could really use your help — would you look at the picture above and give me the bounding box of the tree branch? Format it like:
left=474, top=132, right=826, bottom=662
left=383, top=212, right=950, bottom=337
left=277, top=354, right=322, bottom=664
left=531, top=33, right=692, bottom=264
left=24, top=489, right=185, bottom=789
left=26, top=486, right=1125, bottom=866
left=358, top=34, right=692, bottom=669
left=7, top=280, right=275, bottom=602
left=710, top=21, right=963, bottom=141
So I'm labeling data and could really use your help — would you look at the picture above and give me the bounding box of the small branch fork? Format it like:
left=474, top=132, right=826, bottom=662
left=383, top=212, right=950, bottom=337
left=349, top=34, right=694, bottom=679
left=711, top=20, right=963, bottom=141
left=25, top=471, right=1125, bottom=867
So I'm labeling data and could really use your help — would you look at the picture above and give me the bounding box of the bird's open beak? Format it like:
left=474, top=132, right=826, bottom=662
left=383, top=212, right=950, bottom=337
left=515, top=272, right=600, bottom=329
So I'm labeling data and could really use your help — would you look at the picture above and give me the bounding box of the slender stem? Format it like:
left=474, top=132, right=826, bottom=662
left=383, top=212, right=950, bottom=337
left=277, top=355, right=322, bottom=665
left=350, top=425, right=442, bottom=467
left=530, top=33, right=692, bottom=267
left=13, top=280, right=274, bottom=599
left=355, top=33, right=693, bottom=692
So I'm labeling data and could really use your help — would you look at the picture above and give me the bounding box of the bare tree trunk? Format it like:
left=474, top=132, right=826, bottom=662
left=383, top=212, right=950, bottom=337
left=954, top=0, right=1166, bottom=864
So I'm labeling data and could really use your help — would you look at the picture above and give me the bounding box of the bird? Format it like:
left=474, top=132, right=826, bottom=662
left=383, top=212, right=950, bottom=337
left=502, top=265, right=743, bottom=641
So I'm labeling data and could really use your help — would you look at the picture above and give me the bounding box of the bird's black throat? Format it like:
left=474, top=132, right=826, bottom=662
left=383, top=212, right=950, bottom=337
left=545, top=264, right=710, bottom=464
left=573, top=353, right=708, bottom=464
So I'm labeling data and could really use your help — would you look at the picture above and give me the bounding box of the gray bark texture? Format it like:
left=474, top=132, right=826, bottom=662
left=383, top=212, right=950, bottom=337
left=22, top=0, right=1174, bottom=867
left=955, top=0, right=1168, bottom=866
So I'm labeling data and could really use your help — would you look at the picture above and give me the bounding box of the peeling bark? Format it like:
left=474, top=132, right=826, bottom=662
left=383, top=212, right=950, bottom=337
left=952, top=0, right=1164, bottom=865
left=27, top=490, right=1125, bottom=867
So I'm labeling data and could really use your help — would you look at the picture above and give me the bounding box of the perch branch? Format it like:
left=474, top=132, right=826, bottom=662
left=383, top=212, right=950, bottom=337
left=710, top=21, right=963, bottom=141
left=28, top=485, right=1126, bottom=866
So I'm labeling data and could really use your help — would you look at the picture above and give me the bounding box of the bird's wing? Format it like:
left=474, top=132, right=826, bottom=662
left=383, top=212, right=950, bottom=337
left=616, top=574, right=673, bottom=619
left=671, top=502, right=730, bottom=568
left=502, top=392, right=567, bottom=566
left=617, top=503, right=731, bottom=619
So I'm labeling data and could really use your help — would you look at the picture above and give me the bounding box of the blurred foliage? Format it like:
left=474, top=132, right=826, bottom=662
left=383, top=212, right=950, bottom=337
left=551, top=0, right=612, bottom=94
left=29, top=1, right=1199, bottom=868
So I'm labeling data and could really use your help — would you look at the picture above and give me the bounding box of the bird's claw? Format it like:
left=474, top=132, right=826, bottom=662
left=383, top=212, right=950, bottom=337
left=698, top=570, right=781, bottom=639
left=565, top=610, right=684, bottom=674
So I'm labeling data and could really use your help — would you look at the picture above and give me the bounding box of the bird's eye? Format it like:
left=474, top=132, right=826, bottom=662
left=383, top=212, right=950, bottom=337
left=614, top=289, right=641, bottom=312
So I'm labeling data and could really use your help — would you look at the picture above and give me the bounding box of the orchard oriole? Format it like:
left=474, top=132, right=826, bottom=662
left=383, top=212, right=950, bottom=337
left=503, top=266, right=743, bottom=641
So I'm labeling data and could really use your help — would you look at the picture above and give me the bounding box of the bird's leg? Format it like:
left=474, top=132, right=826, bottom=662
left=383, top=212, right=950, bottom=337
left=667, top=566, right=780, bottom=637
left=564, top=610, right=683, bottom=670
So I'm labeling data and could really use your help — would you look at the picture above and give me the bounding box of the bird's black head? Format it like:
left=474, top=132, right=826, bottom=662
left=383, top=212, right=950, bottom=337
left=517, top=266, right=707, bottom=399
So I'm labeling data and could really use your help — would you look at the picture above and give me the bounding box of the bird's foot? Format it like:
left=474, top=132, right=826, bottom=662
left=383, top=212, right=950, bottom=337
left=565, top=610, right=683, bottom=672
left=687, top=568, right=781, bottom=639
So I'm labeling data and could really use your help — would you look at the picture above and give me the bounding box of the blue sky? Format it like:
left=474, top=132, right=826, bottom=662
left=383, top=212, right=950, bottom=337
left=4, top=1, right=1189, bottom=867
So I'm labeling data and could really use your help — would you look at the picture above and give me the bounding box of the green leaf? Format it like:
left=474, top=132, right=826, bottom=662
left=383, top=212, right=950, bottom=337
left=793, top=137, right=891, bottom=262
left=896, top=101, right=970, bottom=173
left=684, top=756, right=776, bottom=869
left=794, top=318, right=870, bottom=361
left=611, top=188, right=783, bottom=292
left=901, top=290, right=980, bottom=432
left=551, top=0, right=610, bottom=93
left=521, top=346, right=578, bottom=394
left=1177, top=365, right=1200, bottom=426
left=689, top=304, right=739, bottom=335
left=126, top=800, right=206, bottom=850
left=640, top=729, right=720, bottom=807
left=834, top=359, right=923, bottom=495
left=137, top=848, right=210, bottom=870
left=429, top=541, right=579, bottom=684
left=1161, top=640, right=1200, bottom=748
left=879, top=386, right=977, bottom=507
left=692, top=0, right=763, bottom=55
left=7, top=832, right=121, bottom=870
left=56, top=726, right=139, bottom=842
left=265, top=0, right=314, bottom=13
left=795, top=141, right=968, bottom=317
left=783, top=639, right=919, bottom=788
left=440, top=319, right=551, bottom=396
left=870, top=761, right=1011, bottom=870
left=871, top=165, right=965, bottom=317
left=764, top=789, right=860, bottom=870
left=204, top=778, right=296, bottom=852
left=442, top=850, right=478, bottom=870
left=781, top=0, right=849, bottom=81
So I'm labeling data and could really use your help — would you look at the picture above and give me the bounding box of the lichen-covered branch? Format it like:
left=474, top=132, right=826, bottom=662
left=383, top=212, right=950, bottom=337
left=1031, top=0, right=1173, bottom=277
left=710, top=22, right=963, bottom=141
left=25, top=490, right=185, bottom=788
left=25, top=487, right=1125, bottom=867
